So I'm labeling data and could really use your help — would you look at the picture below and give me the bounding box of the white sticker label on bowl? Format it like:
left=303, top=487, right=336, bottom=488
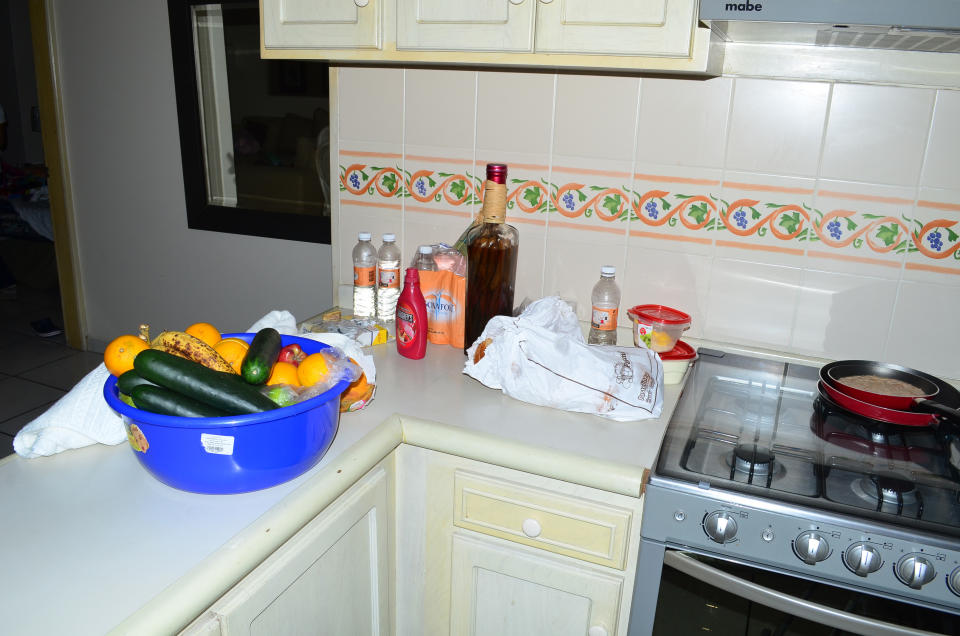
left=200, top=433, right=235, bottom=455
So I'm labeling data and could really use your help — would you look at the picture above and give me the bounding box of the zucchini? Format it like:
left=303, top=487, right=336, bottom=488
left=117, top=369, right=156, bottom=395
left=134, top=349, right=278, bottom=414
left=131, top=385, right=230, bottom=418
left=240, top=327, right=283, bottom=385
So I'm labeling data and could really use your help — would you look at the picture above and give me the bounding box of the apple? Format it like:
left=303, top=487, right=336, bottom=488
left=278, top=343, right=307, bottom=366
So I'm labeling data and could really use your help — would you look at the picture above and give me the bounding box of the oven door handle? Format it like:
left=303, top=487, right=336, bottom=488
left=663, top=550, right=947, bottom=636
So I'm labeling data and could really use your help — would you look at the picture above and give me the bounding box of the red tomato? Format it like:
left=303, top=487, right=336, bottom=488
left=277, top=343, right=307, bottom=366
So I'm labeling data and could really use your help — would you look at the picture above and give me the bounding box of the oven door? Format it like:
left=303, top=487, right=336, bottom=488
left=629, top=542, right=959, bottom=636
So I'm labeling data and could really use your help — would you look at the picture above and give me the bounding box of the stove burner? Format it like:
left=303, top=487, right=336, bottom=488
left=733, top=443, right=776, bottom=476
left=851, top=474, right=922, bottom=515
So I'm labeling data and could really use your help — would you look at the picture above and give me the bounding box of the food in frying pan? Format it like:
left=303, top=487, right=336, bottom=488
left=836, top=375, right=927, bottom=398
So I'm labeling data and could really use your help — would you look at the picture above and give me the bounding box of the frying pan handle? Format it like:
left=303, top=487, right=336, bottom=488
left=917, top=399, right=960, bottom=423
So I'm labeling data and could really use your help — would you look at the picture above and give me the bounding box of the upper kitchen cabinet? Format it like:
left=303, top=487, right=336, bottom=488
left=260, top=0, right=720, bottom=75
left=261, top=0, right=381, bottom=50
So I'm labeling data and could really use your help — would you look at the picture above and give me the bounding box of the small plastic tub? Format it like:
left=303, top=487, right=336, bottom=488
left=103, top=333, right=351, bottom=495
left=627, top=305, right=691, bottom=353
left=660, top=340, right=697, bottom=384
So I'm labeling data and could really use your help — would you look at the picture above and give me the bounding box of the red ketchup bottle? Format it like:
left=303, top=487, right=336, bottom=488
left=396, top=267, right=428, bottom=359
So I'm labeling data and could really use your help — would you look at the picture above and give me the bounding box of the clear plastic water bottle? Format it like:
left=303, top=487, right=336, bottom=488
left=412, top=245, right=437, bottom=271
left=588, top=265, right=620, bottom=345
left=376, top=233, right=402, bottom=322
left=352, top=232, right=377, bottom=318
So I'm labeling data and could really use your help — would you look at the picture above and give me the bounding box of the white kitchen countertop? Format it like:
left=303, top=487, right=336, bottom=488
left=0, top=340, right=684, bottom=636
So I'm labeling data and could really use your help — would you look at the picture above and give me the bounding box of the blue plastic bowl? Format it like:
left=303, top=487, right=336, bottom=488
left=103, top=333, right=351, bottom=494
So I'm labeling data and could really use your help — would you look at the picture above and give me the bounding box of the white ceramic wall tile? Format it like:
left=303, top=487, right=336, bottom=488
left=621, top=247, right=711, bottom=339
left=553, top=74, right=640, bottom=162
left=637, top=76, right=732, bottom=170
left=904, top=187, right=960, bottom=286
left=338, top=67, right=404, bottom=145
left=546, top=163, right=634, bottom=237
left=886, top=281, right=960, bottom=379
left=810, top=180, right=912, bottom=279
left=542, top=226, right=628, bottom=324
left=921, top=90, right=960, bottom=190
left=702, top=258, right=804, bottom=349
left=725, top=79, right=830, bottom=178
left=820, top=84, right=935, bottom=187
left=790, top=270, right=898, bottom=361
left=513, top=223, right=547, bottom=308
left=476, top=71, right=555, bottom=162
left=404, top=68, right=477, bottom=153
left=628, top=169, right=722, bottom=258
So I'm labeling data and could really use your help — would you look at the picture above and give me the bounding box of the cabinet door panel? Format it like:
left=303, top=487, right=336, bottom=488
left=263, top=0, right=381, bottom=49
left=535, top=0, right=697, bottom=57
left=396, top=0, right=534, bottom=52
left=210, top=466, right=390, bottom=635
left=450, top=531, right=623, bottom=636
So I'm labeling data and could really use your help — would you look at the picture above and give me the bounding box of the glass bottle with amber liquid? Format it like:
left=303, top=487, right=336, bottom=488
left=463, top=163, right=519, bottom=353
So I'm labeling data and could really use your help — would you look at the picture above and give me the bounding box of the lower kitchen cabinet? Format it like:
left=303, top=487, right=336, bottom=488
left=181, top=457, right=393, bottom=635
left=450, top=531, right=624, bottom=636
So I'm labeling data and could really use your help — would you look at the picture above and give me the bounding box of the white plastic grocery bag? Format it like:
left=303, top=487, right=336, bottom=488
left=464, top=297, right=663, bottom=421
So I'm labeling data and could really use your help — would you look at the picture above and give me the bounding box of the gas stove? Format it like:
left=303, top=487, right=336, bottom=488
left=641, top=348, right=960, bottom=615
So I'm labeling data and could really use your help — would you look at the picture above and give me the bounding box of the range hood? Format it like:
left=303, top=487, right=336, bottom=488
left=700, top=0, right=960, bottom=53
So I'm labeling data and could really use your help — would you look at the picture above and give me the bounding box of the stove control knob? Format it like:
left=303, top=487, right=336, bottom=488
left=896, top=554, right=937, bottom=589
left=703, top=511, right=738, bottom=544
left=794, top=531, right=830, bottom=565
left=842, top=542, right=883, bottom=577
left=948, top=567, right=960, bottom=597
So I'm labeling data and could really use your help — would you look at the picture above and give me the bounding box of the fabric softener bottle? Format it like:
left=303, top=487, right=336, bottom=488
left=396, top=267, right=428, bottom=359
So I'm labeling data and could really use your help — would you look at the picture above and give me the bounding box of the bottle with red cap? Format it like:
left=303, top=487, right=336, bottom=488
left=396, top=267, right=428, bottom=359
left=463, top=163, right=519, bottom=353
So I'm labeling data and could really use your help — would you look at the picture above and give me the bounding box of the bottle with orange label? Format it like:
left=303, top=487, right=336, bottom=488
left=376, top=233, right=401, bottom=322
left=588, top=265, right=620, bottom=345
left=352, top=232, right=377, bottom=318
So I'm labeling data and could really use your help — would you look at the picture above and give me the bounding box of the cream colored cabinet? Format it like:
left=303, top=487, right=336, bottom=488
left=261, top=0, right=382, bottom=50
left=181, top=459, right=393, bottom=636
left=395, top=0, right=535, bottom=52
left=396, top=445, right=643, bottom=636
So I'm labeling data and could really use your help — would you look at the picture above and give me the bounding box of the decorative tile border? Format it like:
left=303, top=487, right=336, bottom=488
left=339, top=158, right=960, bottom=268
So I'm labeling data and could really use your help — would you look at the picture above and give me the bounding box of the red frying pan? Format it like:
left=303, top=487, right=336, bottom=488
left=817, top=380, right=939, bottom=427
left=820, top=360, right=960, bottom=424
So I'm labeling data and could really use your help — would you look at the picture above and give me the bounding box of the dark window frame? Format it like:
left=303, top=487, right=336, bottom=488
left=167, top=0, right=331, bottom=244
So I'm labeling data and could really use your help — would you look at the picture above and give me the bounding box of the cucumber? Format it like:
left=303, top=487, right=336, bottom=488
left=131, top=385, right=230, bottom=418
left=134, top=349, right=278, bottom=414
left=240, top=327, right=283, bottom=385
left=117, top=369, right=156, bottom=395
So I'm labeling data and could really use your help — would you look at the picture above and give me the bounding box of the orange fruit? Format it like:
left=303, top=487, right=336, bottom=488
left=185, top=322, right=221, bottom=347
left=340, top=359, right=374, bottom=412
left=214, top=337, right=249, bottom=374
left=297, top=352, right=331, bottom=387
left=267, top=361, right=302, bottom=387
left=104, top=334, right=150, bottom=377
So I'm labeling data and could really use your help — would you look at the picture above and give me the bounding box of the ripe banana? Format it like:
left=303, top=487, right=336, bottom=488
left=150, top=330, right=237, bottom=373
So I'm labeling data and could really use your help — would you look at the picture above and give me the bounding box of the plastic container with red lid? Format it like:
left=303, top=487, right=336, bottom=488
left=627, top=304, right=692, bottom=352
left=659, top=340, right=697, bottom=384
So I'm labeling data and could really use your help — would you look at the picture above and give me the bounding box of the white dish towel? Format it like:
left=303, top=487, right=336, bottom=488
left=13, top=310, right=376, bottom=459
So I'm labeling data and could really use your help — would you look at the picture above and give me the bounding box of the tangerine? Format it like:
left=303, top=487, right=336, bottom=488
left=297, top=352, right=331, bottom=387
left=340, top=359, right=374, bottom=412
left=267, top=361, right=302, bottom=387
left=213, top=337, right=249, bottom=374
left=104, top=334, right=149, bottom=377
left=185, top=322, right=221, bottom=347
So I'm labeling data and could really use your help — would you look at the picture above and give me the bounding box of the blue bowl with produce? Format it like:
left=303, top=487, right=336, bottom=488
left=103, top=332, right=352, bottom=494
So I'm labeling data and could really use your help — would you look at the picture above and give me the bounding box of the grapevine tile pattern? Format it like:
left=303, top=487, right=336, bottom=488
left=339, top=162, right=960, bottom=266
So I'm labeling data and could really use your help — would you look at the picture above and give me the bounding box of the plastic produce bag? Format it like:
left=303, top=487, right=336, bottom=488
left=463, top=297, right=663, bottom=421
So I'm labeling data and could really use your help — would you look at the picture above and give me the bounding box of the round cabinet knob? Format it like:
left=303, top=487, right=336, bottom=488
left=703, top=511, right=738, bottom=544
left=354, top=0, right=369, bottom=7
left=794, top=531, right=831, bottom=565
left=587, top=627, right=607, bottom=636
left=948, top=566, right=960, bottom=597
left=896, top=554, right=937, bottom=589
left=842, top=542, right=883, bottom=577
left=521, top=518, right=542, bottom=538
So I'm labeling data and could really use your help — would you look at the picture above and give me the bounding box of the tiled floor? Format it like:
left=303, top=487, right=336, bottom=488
left=0, top=285, right=102, bottom=458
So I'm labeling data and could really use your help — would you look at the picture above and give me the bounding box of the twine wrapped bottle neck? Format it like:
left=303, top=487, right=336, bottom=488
left=480, top=180, right=507, bottom=224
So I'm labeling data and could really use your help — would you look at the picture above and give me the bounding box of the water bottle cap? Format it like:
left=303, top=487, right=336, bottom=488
left=382, top=233, right=396, bottom=242
left=358, top=232, right=372, bottom=241
left=601, top=265, right=616, bottom=276
left=418, top=245, right=434, bottom=254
